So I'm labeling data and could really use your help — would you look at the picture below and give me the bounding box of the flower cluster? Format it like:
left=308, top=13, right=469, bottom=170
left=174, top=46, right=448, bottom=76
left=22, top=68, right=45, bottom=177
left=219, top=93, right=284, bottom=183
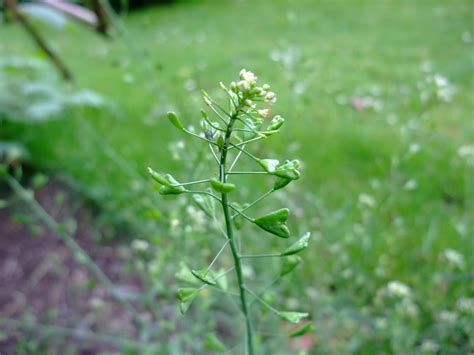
left=229, top=69, right=277, bottom=104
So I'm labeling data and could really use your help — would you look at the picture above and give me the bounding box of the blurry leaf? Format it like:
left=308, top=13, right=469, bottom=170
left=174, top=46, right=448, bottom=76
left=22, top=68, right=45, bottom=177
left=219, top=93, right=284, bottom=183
left=192, top=193, right=215, bottom=217
left=277, top=311, right=309, bottom=324
left=0, top=199, right=8, bottom=209
left=177, top=288, right=199, bottom=314
left=204, top=333, right=226, bottom=351
left=289, top=322, right=314, bottom=337
left=232, top=202, right=248, bottom=230
left=280, top=255, right=302, bottom=277
left=175, top=262, right=200, bottom=285
left=215, top=268, right=228, bottom=290
left=281, top=232, right=311, bottom=256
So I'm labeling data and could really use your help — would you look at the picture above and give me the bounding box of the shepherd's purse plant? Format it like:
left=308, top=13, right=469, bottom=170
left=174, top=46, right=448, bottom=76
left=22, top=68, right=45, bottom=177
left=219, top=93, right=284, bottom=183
left=148, top=70, right=312, bottom=354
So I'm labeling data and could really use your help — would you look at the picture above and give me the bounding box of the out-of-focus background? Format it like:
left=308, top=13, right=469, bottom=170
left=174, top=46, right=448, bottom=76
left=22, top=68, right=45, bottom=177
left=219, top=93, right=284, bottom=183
left=0, top=0, right=473, bottom=353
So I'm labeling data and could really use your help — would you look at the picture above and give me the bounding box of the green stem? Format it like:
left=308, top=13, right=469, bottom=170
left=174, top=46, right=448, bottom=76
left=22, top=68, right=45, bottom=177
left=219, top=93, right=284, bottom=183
left=219, top=114, right=254, bottom=355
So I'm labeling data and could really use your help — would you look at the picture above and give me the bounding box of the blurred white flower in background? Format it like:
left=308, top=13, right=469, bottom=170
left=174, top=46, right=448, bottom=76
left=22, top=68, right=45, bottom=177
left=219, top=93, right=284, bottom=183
left=442, top=248, right=465, bottom=269
left=386, top=281, right=411, bottom=298
left=456, top=297, right=474, bottom=314
left=131, top=239, right=149, bottom=252
left=358, top=193, right=376, bottom=208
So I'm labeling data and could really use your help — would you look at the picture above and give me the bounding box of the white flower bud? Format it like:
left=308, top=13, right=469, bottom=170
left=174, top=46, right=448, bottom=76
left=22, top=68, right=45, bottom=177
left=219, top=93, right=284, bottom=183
left=238, top=80, right=250, bottom=92
left=264, top=91, right=277, bottom=103
left=258, top=109, right=270, bottom=117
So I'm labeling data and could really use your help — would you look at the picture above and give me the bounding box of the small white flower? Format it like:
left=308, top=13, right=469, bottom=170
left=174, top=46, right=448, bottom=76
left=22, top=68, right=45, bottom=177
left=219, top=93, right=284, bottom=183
left=386, top=280, right=411, bottom=298
left=240, top=69, right=257, bottom=84
left=264, top=91, right=277, bottom=103
left=262, top=84, right=270, bottom=91
left=238, top=80, right=250, bottom=92
left=442, top=248, right=465, bottom=269
left=258, top=109, right=270, bottom=117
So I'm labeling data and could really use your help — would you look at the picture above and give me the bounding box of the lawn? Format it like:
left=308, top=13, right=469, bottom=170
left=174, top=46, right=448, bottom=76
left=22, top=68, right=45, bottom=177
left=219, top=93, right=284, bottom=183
left=1, top=0, right=473, bottom=353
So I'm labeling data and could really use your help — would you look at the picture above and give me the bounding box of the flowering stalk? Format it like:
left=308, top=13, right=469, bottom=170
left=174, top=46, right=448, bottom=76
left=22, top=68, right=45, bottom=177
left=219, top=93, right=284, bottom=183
left=148, top=70, right=312, bottom=353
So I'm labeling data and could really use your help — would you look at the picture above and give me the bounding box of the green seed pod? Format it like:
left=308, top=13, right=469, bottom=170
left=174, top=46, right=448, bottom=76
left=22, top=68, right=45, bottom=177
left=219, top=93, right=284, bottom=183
left=258, top=159, right=280, bottom=173
left=267, top=115, right=285, bottom=131
left=262, top=130, right=279, bottom=137
left=280, top=255, right=302, bottom=276
left=191, top=269, right=217, bottom=285
left=177, top=288, right=198, bottom=314
left=277, top=311, right=309, bottom=324
left=254, top=208, right=290, bottom=238
left=147, top=167, right=171, bottom=186
left=210, top=178, right=236, bottom=193
left=289, top=322, right=314, bottom=337
left=167, top=111, right=184, bottom=130
left=273, top=177, right=292, bottom=191
left=281, top=232, right=311, bottom=256
left=274, top=160, right=300, bottom=180
left=159, top=174, right=186, bottom=195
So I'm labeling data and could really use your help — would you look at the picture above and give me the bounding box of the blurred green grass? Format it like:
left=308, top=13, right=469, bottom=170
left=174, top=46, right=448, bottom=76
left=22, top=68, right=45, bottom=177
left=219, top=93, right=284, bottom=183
left=1, top=0, right=473, bottom=352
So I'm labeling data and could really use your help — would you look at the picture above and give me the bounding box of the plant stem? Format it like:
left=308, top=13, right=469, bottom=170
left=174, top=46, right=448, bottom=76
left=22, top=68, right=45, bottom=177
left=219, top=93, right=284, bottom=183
left=219, top=114, right=254, bottom=355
